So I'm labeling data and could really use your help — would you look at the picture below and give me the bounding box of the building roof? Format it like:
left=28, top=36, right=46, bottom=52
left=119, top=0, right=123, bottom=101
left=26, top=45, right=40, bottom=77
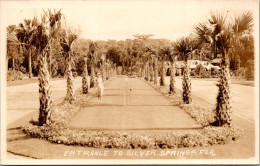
left=211, top=58, right=221, bottom=64
left=176, top=61, right=185, bottom=68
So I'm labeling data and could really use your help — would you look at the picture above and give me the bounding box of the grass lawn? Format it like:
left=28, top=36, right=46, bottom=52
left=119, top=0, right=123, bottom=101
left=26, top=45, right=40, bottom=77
left=7, top=77, right=67, bottom=87
left=190, top=77, right=254, bottom=86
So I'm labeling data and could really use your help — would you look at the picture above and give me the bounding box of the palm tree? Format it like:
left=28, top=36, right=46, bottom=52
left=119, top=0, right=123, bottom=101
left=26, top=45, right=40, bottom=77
left=173, top=37, right=194, bottom=104
left=194, top=12, right=253, bottom=126
left=144, top=52, right=150, bottom=81
left=31, top=10, right=62, bottom=126
left=133, top=34, right=153, bottom=80
left=154, top=56, right=158, bottom=85
left=96, top=42, right=107, bottom=81
left=106, top=59, right=111, bottom=80
left=82, top=55, right=89, bottom=94
left=231, top=12, right=254, bottom=75
left=146, top=44, right=158, bottom=83
left=88, top=42, right=97, bottom=88
left=169, top=53, right=178, bottom=94
left=60, top=28, right=78, bottom=103
left=7, top=25, right=21, bottom=71
left=16, top=18, right=37, bottom=78
left=159, top=44, right=171, bottom=86
left=101, top=55, right=106, bottom=82
left=149, top=57, right=154, bottom=82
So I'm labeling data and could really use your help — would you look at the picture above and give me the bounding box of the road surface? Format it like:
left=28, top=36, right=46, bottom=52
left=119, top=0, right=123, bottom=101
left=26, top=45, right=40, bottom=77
left=6, top=77, right=82, bottom=127
left=164, top=76, right=256, bottom=122
left=68, top=76, right=201, bottom=130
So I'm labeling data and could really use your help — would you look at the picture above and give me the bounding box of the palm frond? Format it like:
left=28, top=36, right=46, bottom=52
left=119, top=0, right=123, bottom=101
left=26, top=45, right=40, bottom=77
left=208, top=12, right=227, bottom=35
left=7, top=31, right=22, bottom=46
left=232, top=11, right=253, bottom=36
left=173, top=37, right=192, bottom=58
left=194, top=22, right=212, bottom=43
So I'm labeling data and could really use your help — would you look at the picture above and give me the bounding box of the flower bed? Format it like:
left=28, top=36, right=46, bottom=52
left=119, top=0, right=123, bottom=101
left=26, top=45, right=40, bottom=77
left=22, top=76, right=242, bottom=149
left=23, top=123, right=240, bottom=149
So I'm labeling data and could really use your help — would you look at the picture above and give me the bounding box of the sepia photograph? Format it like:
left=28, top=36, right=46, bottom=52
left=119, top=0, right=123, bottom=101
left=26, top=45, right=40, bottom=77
left=0, top=0, right=259, bottom=164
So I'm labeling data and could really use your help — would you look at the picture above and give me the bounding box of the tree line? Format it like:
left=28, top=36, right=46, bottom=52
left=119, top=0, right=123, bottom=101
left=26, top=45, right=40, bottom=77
left=7, top=12, right=254, bottom=80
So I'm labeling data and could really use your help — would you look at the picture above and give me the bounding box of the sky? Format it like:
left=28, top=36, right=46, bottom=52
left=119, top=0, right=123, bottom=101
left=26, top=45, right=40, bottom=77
left=1, top=0, right=258, bottom=41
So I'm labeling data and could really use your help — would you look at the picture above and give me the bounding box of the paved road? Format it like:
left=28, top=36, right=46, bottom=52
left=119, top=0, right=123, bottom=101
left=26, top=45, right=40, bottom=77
left=164, top=76, right=256, bottom=122
left=68, top=76, right=201, bottom=130
left=5, top=76, right=256, bottom=159
left=6, top=77, right=83, bottom=126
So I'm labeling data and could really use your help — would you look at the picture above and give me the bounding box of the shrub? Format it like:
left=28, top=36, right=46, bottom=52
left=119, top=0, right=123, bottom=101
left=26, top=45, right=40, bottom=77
left=211, top=68, right=220, bottom=78
left=72, top=72, right=78, bottom=77
left=245, top=60, right=254, bottom=80
left=194, top=64, right=204, bottom=75
left=233, top=68, right=245, bottom=78
left=20, top=66, right=27, bottom=74
left=194, top=65, right=212, bottom=78
left=116, top=66, right=123, bottom=75
left=190, top=70, right=196, bottom=77
left=7, top=70, right=24, bottom=81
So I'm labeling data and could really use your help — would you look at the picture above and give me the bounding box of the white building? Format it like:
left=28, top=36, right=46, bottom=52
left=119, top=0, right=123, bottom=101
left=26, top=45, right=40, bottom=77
left=166, top=60, right=221, bottom=76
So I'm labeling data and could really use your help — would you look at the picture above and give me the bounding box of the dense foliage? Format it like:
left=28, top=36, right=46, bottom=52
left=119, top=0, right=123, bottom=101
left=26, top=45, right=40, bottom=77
left=7, top=11, right=254, bottom=80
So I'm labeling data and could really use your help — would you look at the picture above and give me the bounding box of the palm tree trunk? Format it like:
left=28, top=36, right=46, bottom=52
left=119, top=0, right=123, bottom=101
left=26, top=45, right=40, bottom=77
left=38, top=50, right=52, bottom=126
left=102, top=60, right=106, bottom=82
left=145, top=61, right=150, bottom=81
left=12, top=57, right=15, bottom=70
left=122, top=62, right=125, bottom=75
left=182, top=57, right=192, bottom=104
left=28, top=48, right=32, bottom=78
left=6, top=57, right=9, bottom=71
left=106, top=61, right=110, bottom=80
left=140, top=64, right=142, bottom=77
left=160, top=60, right=165, bottom=86
left=142, top=62, right=145, bottom=78
left=199, top=54, right=202, bottom=77
left=82, top=59, right=88, bottom=94
left=49, top=41, right=52, bottom=77
left=215, top=50, right=232, bottom=126
left=49, top=56, right=52, bottom=77
left=154, top=57, right=158, bottom=85
left=150, top=58, right=154, bottom=82
left=90, top=63, right=95, bottom=88
left=214, top=39, right=217, bottom=58
left=169, top=56, right=176, bottom=94
left=65, top=54, right=76, bottom=103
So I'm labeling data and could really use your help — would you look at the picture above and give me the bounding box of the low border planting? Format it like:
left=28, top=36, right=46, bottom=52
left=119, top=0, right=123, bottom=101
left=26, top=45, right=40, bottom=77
left=22, top=76, right=242, bottom=149
left=23, top=124, right=240, bottom=149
